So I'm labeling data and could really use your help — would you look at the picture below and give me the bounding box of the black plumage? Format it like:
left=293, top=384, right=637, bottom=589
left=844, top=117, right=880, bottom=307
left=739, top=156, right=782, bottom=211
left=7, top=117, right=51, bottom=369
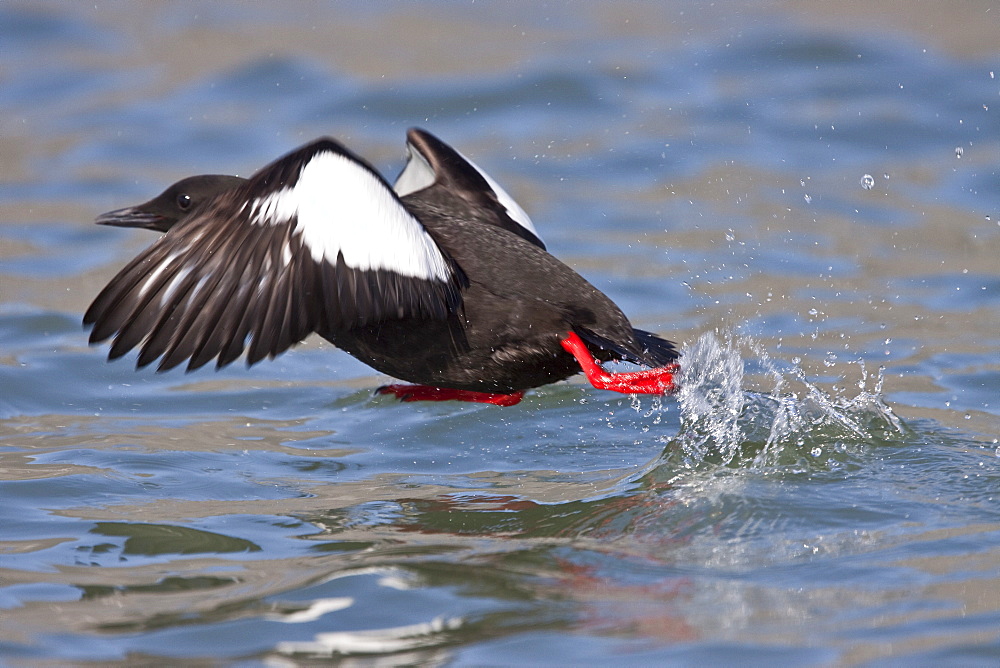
left=84, top=128, right=679, bottom=405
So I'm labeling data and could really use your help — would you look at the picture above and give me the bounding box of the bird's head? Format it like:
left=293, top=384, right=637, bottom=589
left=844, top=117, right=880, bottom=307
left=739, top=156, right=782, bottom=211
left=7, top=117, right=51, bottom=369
left=95, top=174, right=247, bottom=232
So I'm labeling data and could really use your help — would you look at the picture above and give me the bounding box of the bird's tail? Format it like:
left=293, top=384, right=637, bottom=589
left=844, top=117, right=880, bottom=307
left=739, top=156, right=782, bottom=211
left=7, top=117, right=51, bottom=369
left=574, top=327, right=679, bottom=368
left=632, top=328, right=680, bottom=367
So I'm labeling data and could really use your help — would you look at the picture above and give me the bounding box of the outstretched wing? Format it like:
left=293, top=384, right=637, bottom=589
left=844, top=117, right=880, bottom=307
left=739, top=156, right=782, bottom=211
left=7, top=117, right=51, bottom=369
left=394, top=128, right=546, bottom=249
left=84, top=138, right=464, bottom=372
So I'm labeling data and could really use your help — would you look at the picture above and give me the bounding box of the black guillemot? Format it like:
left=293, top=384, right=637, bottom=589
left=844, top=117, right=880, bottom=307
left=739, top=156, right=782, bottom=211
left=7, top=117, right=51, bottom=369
left=84, top=128, right=679, bottom=406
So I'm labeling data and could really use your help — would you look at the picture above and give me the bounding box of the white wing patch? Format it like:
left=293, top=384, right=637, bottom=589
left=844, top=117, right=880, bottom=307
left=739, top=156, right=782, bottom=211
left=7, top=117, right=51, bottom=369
left=392, top=144, right=435, bottom=197
left=458, top=151, right=540, bottom=240
left=250, top=151, right=451, bottom=282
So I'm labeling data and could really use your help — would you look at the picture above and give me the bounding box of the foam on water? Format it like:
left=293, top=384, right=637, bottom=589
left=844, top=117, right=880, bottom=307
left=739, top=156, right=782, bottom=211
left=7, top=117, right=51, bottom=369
left=659, top=332, right=905, bottom=471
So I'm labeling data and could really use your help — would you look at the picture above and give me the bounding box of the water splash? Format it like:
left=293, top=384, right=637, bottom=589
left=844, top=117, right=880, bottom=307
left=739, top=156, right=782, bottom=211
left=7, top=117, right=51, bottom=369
left=663, top=331, right=904, bottom=471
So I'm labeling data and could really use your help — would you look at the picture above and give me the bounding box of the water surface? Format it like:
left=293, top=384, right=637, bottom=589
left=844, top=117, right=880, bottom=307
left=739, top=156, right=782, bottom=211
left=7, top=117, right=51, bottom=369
left=2, top=2, right=998, bottom=664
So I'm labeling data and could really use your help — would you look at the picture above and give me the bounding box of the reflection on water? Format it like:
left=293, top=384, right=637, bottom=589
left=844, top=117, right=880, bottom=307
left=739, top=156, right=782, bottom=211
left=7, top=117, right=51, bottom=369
left=8, top=332, right=989, bottom=662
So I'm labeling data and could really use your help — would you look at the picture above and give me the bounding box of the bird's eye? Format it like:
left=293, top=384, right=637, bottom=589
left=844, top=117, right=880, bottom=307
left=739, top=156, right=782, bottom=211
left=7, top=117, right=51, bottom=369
left=176, top=193, right=193, bottom=210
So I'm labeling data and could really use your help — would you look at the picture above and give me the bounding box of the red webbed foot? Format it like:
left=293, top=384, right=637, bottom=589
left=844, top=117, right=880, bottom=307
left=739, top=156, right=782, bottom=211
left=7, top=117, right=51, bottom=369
left=560, top=331, right=679, bottom=395
left=376, top=384, right=525, bottom=406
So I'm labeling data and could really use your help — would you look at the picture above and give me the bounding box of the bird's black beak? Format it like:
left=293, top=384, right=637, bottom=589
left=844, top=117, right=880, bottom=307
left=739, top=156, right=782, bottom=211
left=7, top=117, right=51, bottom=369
left=95, top=206, right=170, bottom=233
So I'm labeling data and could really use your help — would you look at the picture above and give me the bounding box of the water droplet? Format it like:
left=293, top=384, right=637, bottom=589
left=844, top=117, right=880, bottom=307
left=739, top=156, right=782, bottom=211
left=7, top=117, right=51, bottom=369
left=808, top=308, right=819, bottom=316
left=804, top=194, right=813, bottom=204
left=955, top=146, right=964, bottom=158
left=811, top=447, right=822, bottom=457
left=860, top=174, right=875, bottom=190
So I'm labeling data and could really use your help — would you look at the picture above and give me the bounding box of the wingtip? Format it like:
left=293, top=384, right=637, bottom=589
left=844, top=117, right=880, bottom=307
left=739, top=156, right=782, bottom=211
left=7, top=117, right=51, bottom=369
left=402, top=127, right=453, bottom=172
left=405, top=126, right=436, bottom=145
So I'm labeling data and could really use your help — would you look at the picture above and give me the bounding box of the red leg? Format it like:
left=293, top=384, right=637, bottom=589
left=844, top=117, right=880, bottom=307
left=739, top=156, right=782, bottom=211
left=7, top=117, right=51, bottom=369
left=376, top=384, right=524, bottom=406
left=560, top=331, right=678, bottom=395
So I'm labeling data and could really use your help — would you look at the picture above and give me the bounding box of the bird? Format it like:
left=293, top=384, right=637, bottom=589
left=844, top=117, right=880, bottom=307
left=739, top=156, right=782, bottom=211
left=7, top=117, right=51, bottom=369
left=84, top=128, right=679, bottom=407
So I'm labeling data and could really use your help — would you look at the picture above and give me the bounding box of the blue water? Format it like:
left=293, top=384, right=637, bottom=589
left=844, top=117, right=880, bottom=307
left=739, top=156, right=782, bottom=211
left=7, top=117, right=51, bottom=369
left=2, top=2, right=999, bottom=665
